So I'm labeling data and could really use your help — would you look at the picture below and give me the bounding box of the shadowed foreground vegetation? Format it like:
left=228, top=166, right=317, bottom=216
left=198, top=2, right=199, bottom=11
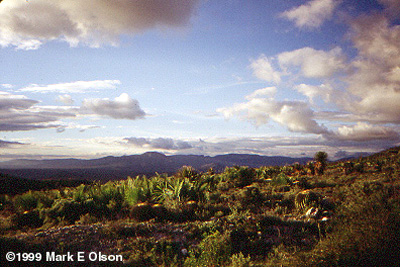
left=1, top=147, right=400, bottom=266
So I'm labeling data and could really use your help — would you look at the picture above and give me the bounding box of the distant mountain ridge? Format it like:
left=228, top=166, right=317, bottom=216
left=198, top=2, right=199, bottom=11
left=0, top=152, right=313, bottom=181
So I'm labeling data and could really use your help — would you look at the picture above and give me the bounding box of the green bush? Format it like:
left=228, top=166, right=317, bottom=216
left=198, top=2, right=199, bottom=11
left=223, top=166, right=256, bottom=187
left=230, top=252, right=253, bottom=267
left=184, top=231, right=231, bottom=267
left=14, top=191, right=39, bottom=211
left=272, top=173, right=291, bottom=186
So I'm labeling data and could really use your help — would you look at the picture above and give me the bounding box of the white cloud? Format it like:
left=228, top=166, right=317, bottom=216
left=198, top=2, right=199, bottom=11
left=278, top=47, right=346, bottom=78
left=81, top=93, right=146, bottom=120
left=56, top=94, right=74, bottom=105
left=245, top=87, right=277, bottom=100
left=0, top=0, right=200, bottom=49
left=281, top=0, right=340, bottom=29
left=295, top=83, right=334, bottom=104
left=217, top=89, right=329, bottom=135
left=18, top=80, right=121, bottom=93
left=1, top=84, right=13, bottom=89
left=250, top=55, right=281, bottom=84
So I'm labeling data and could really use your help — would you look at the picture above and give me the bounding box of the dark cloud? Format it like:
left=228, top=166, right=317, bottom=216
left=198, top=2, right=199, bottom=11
left=0, top=139, right=24, bottom=147
left=81, top=93, right=146, bottom=120
left=0, top=92, right=77, bottom=131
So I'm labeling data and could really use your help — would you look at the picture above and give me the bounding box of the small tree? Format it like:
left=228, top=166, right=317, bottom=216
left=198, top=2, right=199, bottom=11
left=314, top=151, right=328, bottom=175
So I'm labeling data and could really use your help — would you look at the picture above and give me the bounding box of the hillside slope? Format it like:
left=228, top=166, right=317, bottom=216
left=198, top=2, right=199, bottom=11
left=1, top=147, right=400, bottom=266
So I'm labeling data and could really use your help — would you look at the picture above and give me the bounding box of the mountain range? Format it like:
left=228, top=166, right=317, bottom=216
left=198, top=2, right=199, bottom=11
left=0, top=152, right=313, bottom=181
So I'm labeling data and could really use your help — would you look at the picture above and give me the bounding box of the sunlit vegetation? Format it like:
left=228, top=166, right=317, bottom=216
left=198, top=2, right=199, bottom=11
left=1, top=148, right=400, bottom=266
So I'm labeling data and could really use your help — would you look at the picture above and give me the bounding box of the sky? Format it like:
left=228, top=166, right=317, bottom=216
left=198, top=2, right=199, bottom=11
left=1, top=0, right=400, bottom=161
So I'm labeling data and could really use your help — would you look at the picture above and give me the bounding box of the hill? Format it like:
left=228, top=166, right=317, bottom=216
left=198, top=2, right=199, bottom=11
left=0, top=152, right=312, bottom=181
left=1, top=147, right=400, bottom=266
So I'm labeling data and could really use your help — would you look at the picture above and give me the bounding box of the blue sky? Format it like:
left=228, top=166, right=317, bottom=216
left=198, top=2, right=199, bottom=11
left=1, top=0, right=400, bottom=160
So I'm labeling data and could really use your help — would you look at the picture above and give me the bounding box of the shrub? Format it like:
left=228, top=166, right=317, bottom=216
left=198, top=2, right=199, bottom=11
left=184, top=231, right=231, bottom=267
left=230, top=252, right=253, bottom=267
left=342, top=162, right=354, bottom=175
left=13, top=210, right=43, bottom=228
left=41, top=198, right=84, bottom=225
left=272, top=173, right=291, bottom=186
left=223, top=166, right=256, bottom=187
left=295, top=190, right=321, bottom=212
left=314, top=152, right=328, bottom=175
left=354, top=162, right=364, bottom=173
left=0, top=195, right=11, bottom=211
left=177, top=166, right=198, bottom=180
left=130, top=202, right=154, bottom=221
left=124, top=176, right=155, bottom=205
left=14, top=191, right=38, bottom=211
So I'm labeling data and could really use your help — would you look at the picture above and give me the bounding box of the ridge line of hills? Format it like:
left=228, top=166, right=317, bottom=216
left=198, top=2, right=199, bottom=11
left=0, top=152, right=313, bottom=181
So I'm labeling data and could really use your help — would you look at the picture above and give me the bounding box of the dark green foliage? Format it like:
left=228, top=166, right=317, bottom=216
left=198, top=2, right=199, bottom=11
left=14, top=191, right=38, bottom=211
left=354, top=162, right=364, bottom=173
left=184, top=231, right=231, bottom=266
left=314, top=151, right=328, bottom=175
left=223, top=166, right=256, bottom=187
left=314, top=151, right=328, bottom=165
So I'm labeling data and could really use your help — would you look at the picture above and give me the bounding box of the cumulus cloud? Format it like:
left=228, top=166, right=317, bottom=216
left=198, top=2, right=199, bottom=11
left=0, top=0, right=200, bottom=49
left=81, top=93, right=146, bottom=120
left=242, top=7, right=400, bottom=148
left=278, top=47, right=346, bottom=78
left=217, top=89, right=329, bottom=135
left=250, top=55, right=281, bottom=84
left=343, top=14, right=400, bottom=123
left=280, top=0, right=340, bottom=29
left=56, top=94, right=74, bottom=105
left=124, top=137, right=192, bottom=150
left=19, top=80, right=121, bottom=93
left=294, top=84, right=335, bottom=104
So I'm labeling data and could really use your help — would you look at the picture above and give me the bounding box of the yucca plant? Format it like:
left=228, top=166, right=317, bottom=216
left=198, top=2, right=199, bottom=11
left=295, top=190, right=321, bottom=212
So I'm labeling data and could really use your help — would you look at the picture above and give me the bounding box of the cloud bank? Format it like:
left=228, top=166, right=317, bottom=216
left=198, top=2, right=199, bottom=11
left=0, top=0, right=201, bottom=49
left=0, top=91, right=78, bottom=131
left=0, top=87, right=145, bottom=132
